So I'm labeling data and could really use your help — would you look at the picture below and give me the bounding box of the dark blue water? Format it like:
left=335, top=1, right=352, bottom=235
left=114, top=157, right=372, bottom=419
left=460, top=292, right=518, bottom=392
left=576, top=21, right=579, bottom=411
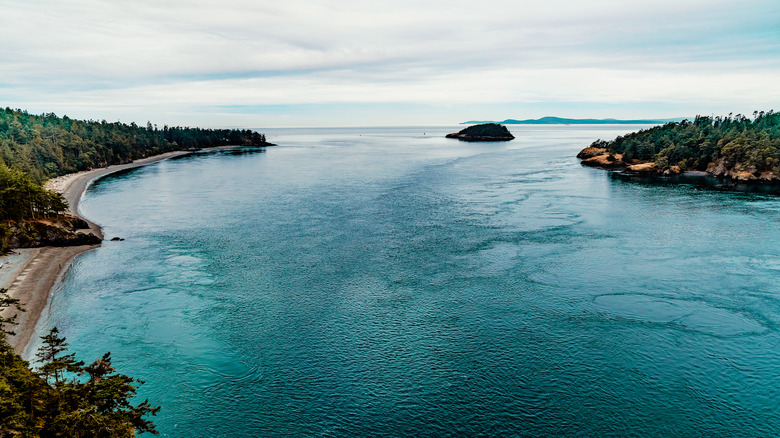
left=29, top=126, right=780, bottom=436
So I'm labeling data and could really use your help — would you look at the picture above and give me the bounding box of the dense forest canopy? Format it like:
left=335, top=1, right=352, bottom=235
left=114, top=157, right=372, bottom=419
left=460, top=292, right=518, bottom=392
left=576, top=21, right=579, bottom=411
left=0, top=165, right=67, bottom=221
left=0, top=107, right=271, bottom=184
left=591, top=111, right=780, bottom=173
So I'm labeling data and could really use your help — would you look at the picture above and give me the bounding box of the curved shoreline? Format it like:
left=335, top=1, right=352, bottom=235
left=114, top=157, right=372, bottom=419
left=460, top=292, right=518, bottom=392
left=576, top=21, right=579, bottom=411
left=5, top=150, right=202, bottom=354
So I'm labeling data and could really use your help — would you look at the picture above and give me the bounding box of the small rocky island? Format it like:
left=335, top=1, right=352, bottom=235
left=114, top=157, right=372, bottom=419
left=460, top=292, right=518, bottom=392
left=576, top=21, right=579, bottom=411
left=447, top=123, right=515, bottom=142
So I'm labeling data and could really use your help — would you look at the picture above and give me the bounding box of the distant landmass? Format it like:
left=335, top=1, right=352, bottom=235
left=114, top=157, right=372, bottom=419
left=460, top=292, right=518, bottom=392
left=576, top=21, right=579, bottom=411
left=462, top=116, right=686, bottom=125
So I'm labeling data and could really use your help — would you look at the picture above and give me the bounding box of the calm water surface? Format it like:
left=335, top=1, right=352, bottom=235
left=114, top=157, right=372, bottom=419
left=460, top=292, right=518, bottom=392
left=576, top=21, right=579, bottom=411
left=29, top=126, right=780, bottom=436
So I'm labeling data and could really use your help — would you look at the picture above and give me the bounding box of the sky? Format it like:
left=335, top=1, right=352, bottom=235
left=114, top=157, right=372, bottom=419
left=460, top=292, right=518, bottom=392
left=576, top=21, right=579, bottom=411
left=1, top=0, right=779, bottom=127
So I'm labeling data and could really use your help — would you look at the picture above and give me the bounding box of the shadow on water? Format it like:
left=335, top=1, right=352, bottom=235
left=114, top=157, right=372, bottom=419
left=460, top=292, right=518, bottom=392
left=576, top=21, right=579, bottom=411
left=169, top=146, right=268, bottom=161
left=95, top=166, right=139, bottom=180
left=87, top=147, right=270, bottom=191
left=611, top=171, right=780, bottom=194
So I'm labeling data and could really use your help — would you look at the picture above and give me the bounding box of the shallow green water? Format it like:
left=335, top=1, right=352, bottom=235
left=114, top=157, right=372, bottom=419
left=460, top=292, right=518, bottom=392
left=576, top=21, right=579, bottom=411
left=30, top=126, right=780, bottom=436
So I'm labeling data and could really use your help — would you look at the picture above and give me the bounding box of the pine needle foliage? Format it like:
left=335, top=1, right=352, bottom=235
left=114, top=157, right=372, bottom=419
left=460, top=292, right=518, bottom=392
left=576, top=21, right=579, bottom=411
left=0, top=289, right=159, bottom=437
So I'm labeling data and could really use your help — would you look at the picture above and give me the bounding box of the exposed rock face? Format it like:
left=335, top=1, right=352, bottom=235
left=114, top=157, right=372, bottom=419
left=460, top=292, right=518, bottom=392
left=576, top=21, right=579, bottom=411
left=580, top=153, right=627, bottom=169
left=577, top=146, right=780, bottom=188
left=623, top=162, right=684, bottom=175
left=576, top=147, right=607, bottom=159
left=665, top=166, right=683, bottom=175
left=446, top=123, right=515, bottom=142
left=625, top=162, right=658, bottom=174
left=52, top=215, right=91, bottom=231
left=3, top=219, right=101, bottom=249
left=706, top=158, right=780, bottom=182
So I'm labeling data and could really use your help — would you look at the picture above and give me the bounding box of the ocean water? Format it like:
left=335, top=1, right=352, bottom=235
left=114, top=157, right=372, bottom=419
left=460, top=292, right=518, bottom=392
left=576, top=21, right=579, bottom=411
left=29, top=126, right=780, bottom=436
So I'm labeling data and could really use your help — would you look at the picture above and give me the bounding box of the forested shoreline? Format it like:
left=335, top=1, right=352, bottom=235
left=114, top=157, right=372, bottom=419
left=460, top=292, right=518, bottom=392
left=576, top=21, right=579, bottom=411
left=0, top=108, right=277, bottom=434
left=0, top=107, right=273, bottom=184
left=580, top=111, right=780, bottom=181
left=0, top=108, right=273, bottom=251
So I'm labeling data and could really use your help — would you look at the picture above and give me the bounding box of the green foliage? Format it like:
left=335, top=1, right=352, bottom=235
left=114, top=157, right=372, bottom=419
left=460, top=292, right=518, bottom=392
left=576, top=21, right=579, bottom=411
left=0, top=336, right=48, bottom=436
left=0, top=288, right=23, bottom=340
left=0, top=310, right=159, bottom=437
left=590, top=111, right=780, bottom=172
left=0, top=107, right=272, bottom=247
left=458, top=123, right=514, bottom=138
left=35, top=344, right=160, bottom=438
left=0, top=162, right=68, bottom=221
left=35, top=327, right=84, bottom=387
left=0, top=107, right=271, bottom=184
left=0, top=107, right=258, bottom=433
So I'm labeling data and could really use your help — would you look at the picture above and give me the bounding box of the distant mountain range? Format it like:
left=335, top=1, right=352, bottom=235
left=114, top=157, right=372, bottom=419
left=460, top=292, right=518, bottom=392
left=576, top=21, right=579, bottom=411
left=462, top=116, right=686, bottom=125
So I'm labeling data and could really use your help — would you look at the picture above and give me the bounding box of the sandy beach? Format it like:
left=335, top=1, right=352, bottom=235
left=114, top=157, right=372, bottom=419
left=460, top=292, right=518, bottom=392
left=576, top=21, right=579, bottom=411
left=3, top=150, right=196, bottom=354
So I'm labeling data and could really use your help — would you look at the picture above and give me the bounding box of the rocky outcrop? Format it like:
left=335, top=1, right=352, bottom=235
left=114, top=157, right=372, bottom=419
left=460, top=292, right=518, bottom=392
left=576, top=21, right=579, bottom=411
left=2, top=219, right=101, bottom=250
left=576, top=147, right=607, bottom=159
left=579, top=152, right=627, bottom=169
left=446, top=123, right=515, bottom=142
left=625, top=162, right=658, bottom=174
left=577, top=146, right=780, bottom=190
left=706, top=158, right=780, bottom=182
left=623, top=163, right=684, bottom=175
left=51, top=215, right=91, bottom=232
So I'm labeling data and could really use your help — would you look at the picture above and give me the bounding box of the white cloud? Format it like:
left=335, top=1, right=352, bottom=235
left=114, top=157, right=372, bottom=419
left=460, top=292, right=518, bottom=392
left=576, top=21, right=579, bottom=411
left=1, top=0, right=778, bottom=125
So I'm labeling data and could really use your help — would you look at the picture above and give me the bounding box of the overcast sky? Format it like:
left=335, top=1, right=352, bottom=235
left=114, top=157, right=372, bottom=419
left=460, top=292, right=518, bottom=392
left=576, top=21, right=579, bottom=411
left=2, top=0, right=779, bottom=127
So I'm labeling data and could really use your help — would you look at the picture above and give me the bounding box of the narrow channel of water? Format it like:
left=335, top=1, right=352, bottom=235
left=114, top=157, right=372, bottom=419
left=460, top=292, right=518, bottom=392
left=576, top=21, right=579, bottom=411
left=31, top=126, right=780, bottom=436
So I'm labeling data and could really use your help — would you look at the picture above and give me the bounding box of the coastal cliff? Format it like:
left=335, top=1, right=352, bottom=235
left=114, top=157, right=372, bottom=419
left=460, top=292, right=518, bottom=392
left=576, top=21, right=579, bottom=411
left=577, top=111, right=780, bottom=185
left=447, top=123, right=515, bottom=142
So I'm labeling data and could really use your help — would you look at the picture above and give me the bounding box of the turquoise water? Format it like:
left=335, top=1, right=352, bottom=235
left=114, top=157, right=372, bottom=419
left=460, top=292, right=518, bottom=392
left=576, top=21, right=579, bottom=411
left=30, top=126, right=780, bottom=436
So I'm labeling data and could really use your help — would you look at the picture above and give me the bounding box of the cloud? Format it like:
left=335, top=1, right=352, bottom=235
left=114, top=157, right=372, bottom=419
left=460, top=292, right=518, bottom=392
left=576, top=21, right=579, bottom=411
left=2, top=0, right=779, bottom=125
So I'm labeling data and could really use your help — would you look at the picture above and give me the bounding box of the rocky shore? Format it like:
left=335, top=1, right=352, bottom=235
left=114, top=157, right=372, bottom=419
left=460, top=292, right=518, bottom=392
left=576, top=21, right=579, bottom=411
left=3, top=216, right=101, bottom=250
left=577, top=146, right=780, bottom=190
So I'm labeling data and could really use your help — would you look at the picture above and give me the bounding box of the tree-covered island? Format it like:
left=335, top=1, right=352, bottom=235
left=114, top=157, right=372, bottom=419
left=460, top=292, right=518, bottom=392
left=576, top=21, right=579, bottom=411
left=577, top=111, right=780, bottom=184
left=446, top=123, right=515, bottom=141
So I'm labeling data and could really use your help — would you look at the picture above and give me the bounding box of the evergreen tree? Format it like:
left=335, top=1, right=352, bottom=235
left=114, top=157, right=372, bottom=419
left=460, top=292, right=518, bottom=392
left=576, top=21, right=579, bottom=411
left=0, top=287, right=22, bottom=338
left=35, top=327, right=84, bottom=386
left=0, top=311, right=160, bottom=437
left=34, top=335, right=160, bottom=437
left=590, top=110, right=780, bottom=173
